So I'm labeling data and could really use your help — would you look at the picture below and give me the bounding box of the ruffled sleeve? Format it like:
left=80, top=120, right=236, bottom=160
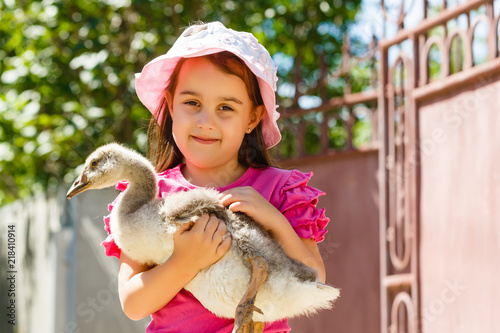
left=101, top=181, right=129, bottom=259
left=278, top=170, right=329, bottom=242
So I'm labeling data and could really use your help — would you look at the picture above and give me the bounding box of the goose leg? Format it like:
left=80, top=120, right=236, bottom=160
left=233, top=256, right=268, bottom=333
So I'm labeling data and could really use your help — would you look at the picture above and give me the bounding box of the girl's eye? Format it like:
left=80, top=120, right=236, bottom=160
left=185, top=100, right=200, bottom=107
left=219, top=105, right=234, bottom=111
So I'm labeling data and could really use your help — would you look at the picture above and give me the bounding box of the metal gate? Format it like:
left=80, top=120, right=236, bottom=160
left=378, top=0, right=500, bottom=332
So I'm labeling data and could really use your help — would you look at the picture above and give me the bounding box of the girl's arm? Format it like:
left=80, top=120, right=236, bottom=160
left=218, top=187, right=326, bottom=283
left=118, top=214, right=231, bottom=320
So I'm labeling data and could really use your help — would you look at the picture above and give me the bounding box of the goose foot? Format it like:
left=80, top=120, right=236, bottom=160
left=232, top=256, right=268, bottom=333
left=253, top=322, right=265, bottom=333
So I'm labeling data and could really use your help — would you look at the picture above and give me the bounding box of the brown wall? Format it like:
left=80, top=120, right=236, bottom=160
left=417, top=77, right=500, bottom=332
left=282, top=149, right=381, bottom=332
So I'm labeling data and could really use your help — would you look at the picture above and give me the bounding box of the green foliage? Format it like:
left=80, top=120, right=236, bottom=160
left=278, top=127, right=297, bottom=158
left=305, top=123, right=321, bottom=155
left=351, top=116, right=372, bottom=148
left=0, top=0, right=362, bottom=206
left=328, top=119, right=348, bottom=149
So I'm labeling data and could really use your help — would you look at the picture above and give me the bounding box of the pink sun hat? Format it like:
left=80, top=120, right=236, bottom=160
left=135, top=21, right=281, bottom=148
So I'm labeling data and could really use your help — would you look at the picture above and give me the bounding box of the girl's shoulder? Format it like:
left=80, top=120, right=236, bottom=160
left=248, top=166, right=315, bottom=192
left=250, top=167, right=329, bottom=242
left=245, top=166, right=322, bottom=207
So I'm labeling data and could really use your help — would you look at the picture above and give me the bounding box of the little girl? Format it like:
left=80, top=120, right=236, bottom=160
left=102, top=21, right=330, bottom=333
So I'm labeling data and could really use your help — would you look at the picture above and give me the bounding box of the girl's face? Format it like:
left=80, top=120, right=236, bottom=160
left=169, top=57, right=263, bottom=172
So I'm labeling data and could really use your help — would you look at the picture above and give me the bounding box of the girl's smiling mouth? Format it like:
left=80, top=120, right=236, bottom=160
left=191, top=135, right=220, bottom=144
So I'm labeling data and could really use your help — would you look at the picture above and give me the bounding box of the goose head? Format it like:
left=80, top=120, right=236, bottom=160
left=67, top=143, right=130, bottom=199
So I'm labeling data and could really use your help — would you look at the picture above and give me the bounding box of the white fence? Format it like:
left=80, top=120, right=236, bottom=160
left=0, top=188, right=149, bottom=333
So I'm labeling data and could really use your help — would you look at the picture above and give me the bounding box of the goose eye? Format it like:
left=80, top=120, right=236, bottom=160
left=91, top=160, right=98, bottom=167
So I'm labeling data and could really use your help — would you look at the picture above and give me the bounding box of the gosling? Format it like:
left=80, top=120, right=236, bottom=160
left=67, top=143, right=339, bottom=333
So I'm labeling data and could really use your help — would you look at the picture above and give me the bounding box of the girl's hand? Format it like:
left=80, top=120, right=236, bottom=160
left=218, top=186, right=282, bottom=232
left=172, top=213, right=231, bottom=273
left=218, top=187, right=327, bottom=282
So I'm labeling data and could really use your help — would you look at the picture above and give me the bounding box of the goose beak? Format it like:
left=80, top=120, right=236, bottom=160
left=67, top=172, right=90, bottom=199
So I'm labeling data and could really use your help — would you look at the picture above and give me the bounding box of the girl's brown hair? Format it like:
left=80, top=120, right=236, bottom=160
left=147, top=51, right=277, bottom=173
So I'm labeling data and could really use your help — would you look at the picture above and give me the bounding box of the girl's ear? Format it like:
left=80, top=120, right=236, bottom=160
left=165, top=91, right=174, bottom=117
left=248, top=105, right=266, bottom=131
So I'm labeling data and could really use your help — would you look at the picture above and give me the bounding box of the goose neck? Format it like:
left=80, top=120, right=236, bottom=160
left=119, top=160, right=158, bottom=214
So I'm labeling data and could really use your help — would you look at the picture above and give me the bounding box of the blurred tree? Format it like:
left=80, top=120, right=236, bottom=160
left=0, top=0, right=364, bottom=206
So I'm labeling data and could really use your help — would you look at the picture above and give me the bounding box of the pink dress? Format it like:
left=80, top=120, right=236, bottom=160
left=102, top=164, right=329, bottom=333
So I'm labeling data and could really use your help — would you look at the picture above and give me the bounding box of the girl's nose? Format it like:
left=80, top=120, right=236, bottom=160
left=196, top=109, right=215, bottom=130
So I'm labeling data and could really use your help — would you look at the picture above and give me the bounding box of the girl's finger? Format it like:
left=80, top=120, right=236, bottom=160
left=204, top=214, right=220, bottom=233
left=218, top=188, right=246, bottom=199
left=220, top=193, right=248, bottom=209
left=216, top=234, right=232, bottom=256
left=212, top=221, right=227, bottom=242
left=218, top=193, right=235, bottom=206
left=191, top=213, right=210, bottom=232
left=175, top=221, right=194, bottom=235
left=228, top=201, right=244, bottom=212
